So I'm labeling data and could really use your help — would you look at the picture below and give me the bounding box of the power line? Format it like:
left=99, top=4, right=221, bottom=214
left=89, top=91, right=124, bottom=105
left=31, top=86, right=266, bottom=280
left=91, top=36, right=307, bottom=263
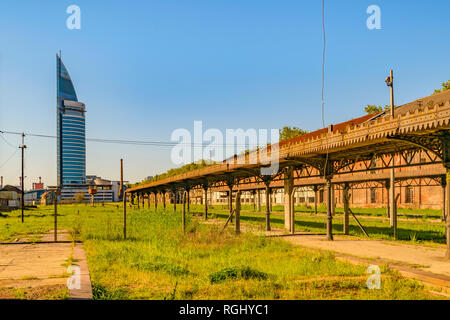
left=0, top=148, right=19, bottom=169
left=0, top=130, right=268, bottom=147
left=322, top=0, right=329, bottom=179
left=321, top=0, right=326, bottom=129
left=0, top=133, right=18, bottom=149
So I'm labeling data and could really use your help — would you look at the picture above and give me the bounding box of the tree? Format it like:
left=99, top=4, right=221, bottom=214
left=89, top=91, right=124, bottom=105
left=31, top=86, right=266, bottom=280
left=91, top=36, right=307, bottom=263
left=74, top=192, right=85, bottom=203
left=434, top=81, right=450, bottom=94
left=364, top=104, right=390, bottom=115
left=279, top=126, right=308, bottom=141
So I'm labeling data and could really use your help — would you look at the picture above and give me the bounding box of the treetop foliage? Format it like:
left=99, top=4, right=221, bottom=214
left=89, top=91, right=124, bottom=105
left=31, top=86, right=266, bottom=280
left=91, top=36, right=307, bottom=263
left=131, top=160, right=215, bottom=187
left=434, top=81, right=450, bottom=94
left=279, top=126, right=308, bottom=141
left=364, top=105, right=390, bottom=114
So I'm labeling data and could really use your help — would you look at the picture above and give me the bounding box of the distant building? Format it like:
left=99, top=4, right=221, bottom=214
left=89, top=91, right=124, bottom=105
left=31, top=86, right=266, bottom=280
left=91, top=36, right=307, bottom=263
left=57, top=54, right=86, bottom=192
left=40, top=191, right=55, bottom=206
left=24, top=189, right=47, bottom=205
left=32, top=177, right=44, bottom=190
left=0, top=185, right=22, bottom=210
left=57, top=175, right=125, bottom=203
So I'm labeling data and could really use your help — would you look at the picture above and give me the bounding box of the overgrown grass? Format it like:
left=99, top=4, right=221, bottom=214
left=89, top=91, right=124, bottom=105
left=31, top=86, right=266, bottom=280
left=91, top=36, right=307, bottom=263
left=0, top=204, right=445, bottom=299
left=194, top=204, right=446, bottom=245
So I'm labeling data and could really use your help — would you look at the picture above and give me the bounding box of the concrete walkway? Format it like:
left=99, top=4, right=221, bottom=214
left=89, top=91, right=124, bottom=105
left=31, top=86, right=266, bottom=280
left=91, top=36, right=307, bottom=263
left=267, top=232, right=449, bottom=276
left=0, top=231, right=92, bottom=299
left=277, top=233, right=450, bottom=290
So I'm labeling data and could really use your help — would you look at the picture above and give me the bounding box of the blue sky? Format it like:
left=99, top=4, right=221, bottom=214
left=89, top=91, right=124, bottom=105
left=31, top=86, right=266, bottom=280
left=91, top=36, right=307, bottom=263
left=1, top=0, right=449, bottom=188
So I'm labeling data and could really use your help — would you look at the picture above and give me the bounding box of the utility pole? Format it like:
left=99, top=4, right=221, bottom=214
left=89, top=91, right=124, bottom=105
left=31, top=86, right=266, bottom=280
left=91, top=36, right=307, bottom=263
left=182, top=191, right=186, bottom=233
left=19, top=133, right=26, bottom=223
left=122, top=159, right=126, bottom=240
left=54, top=189, right=58, bottom=242
left=119, top=158, right=123, bottom=200
left=386, top=70, right=397, bottom=239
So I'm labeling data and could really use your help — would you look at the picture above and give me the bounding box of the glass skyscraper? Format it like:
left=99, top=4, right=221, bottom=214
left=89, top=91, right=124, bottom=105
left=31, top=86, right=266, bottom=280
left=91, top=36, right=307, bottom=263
left=57, top=54, right=86, bottom=186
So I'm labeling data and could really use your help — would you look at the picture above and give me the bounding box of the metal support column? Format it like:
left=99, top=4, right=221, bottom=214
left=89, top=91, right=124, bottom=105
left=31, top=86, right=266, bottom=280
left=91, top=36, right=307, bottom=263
left=204, top=186, right=208, bottom=220
left=235, top=190, right=241, bottom=235
left=265, top=184, right=271, bottom=231
left=343, top=183, right=350, bottom=235
left=313, top=185, right=318, bottom=214
left=326, top=178, right=333, bottom=241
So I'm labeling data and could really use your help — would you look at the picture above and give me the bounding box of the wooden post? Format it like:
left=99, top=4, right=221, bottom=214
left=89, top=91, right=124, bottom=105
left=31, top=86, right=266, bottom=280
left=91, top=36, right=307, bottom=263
left=393, top=193, right=399, bottom=240
left=187, top=190, right=190, bottom=214
left=265, top=184, right=271, bottom=231
left=163, top=191, right=166, bottom=210
left=123, top=192, right=127, bottom=240
left=119, top=158, right=123, bottom=199
left=445, top=170, right=450, bottom=259
left=252, top=190, right=256, bottom=211
left=154, top=192, right=158, bottom=211
left=54, top=190, right=58, bottom=242
left=284, top=166, right=295, bottom=233
left=173, top=191, right=177, bottom=213
left=442, top=177, right=446, bottom=221
left=257, top=189, right=261, bottom=212
left=313, top=185, right=318, bottom=214
left=228, top=187, right=233, bottom=223
left=235, top=191, right=241, bottom=235
left=326, top=179, right=333, bottom=240
left=137, top=193, right=140, bottom=209
left=343, top=183, right=350, bottom=235
left=20, top=133, right=26, bottom=223
left=182, top=191, right=186, bottom=233
left=390, top=168, right=395, bottom=228
left=204, top=186, right=208, bottom=220
left=289, top=188, right=295, bottom=234
left=386, top=180, right=390, bottom=218
left=270, top=189, right=273, bottom=211
left=388, top=70, right=396, bottom=228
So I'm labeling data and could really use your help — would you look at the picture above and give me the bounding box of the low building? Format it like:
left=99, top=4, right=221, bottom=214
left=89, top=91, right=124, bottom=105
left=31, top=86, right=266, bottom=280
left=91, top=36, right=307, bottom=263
left=56, top=175, right=124, bottom=204
left=32, top=177, right=44, bottom=190
left=40, top=191, right=55, bottom=205
left=0, top=185, right=22, bottom=210
left=24, top=189, right=47, bottom=205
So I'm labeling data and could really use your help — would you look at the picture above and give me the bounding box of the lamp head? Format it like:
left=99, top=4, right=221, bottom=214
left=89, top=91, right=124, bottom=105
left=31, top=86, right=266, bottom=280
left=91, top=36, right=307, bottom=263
left=385, top=76, right=392, bottom=87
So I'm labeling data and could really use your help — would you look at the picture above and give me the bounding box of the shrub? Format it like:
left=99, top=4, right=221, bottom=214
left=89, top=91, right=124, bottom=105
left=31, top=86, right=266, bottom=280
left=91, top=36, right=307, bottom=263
left=209, top=266, right=268, bottom=284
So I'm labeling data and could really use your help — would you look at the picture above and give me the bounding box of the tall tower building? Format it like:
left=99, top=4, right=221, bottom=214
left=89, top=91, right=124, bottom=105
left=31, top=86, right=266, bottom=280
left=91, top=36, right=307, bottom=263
left=57, top=54, right=86, bottom=187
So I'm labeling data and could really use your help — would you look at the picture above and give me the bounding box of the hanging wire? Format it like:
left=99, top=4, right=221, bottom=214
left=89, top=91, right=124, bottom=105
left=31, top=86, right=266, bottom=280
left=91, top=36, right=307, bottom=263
left=321, top=0, right=329, bottom=179
left=0, top=130, right=264, bottom=148
left=0, top=132, right=18, bottom=149
left=0, top=148, right=19, bottom=169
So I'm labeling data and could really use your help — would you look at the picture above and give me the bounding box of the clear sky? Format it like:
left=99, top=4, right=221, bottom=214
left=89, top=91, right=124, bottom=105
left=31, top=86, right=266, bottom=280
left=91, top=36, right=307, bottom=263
left=1, top=0, right=449, bottom=189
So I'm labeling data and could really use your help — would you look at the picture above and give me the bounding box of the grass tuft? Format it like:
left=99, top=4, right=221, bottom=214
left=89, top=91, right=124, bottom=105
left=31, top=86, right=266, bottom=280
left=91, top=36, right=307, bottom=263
left=209, top=266, right=268, bottom=284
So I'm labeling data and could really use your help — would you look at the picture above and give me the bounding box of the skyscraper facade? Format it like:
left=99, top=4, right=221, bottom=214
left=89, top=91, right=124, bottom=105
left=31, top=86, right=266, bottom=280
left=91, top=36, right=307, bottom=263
left=57, top=54, right=86, bottom=186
